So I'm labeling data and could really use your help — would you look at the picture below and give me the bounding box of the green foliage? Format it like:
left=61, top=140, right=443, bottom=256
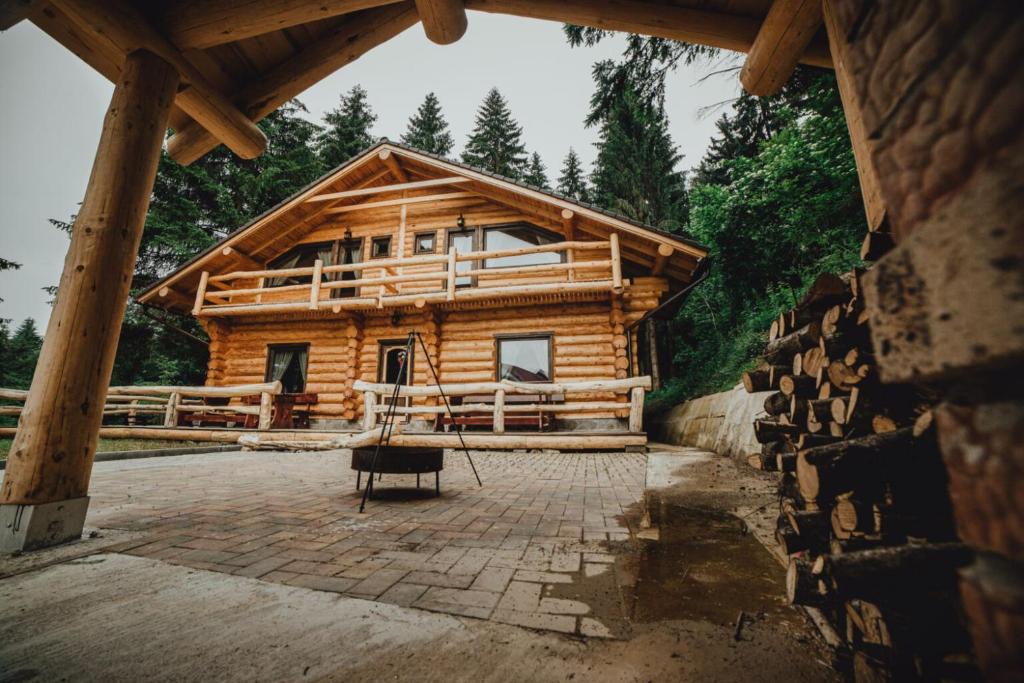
left=667, top=75, right=865, bottom=399
left=556, top=148, right=590, bottom=202
left=523, top=152, right=550, bottom=189
left=461, top=88, right=528, bottom=179
left=316, top=85, right=377, bottom=168
left=564, top=26, right=718, bottom=123
left=401, top=92, right=454, bottom=156
left=589, top=84, right=688, bottom=230
left=0, top=318, right=42, bottom=390
left=0, top=256, right=19, bottom=305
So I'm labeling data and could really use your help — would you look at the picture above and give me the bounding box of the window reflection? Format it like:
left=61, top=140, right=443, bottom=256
left=484, top=226, right=561, bottom=268
left=497, top=337, right=551, bottom=382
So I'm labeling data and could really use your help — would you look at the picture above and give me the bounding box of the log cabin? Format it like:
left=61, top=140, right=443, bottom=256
left=137, top=141, right=709, bottom=439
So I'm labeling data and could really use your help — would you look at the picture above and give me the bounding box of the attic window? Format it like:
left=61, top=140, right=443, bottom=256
left=414, top=232, right=436, bottom=254
left=371, top=236, right=392, bottom=259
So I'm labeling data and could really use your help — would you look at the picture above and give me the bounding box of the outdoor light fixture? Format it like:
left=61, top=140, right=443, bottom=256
left=457, top=214, right=465, bottom=228
left=343, top=227, right=353, bottom=240
left=390, top=310, right=403, bottom=326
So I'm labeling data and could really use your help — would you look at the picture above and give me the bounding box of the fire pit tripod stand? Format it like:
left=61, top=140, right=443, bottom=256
left=358, top=330, right=482, bottom=513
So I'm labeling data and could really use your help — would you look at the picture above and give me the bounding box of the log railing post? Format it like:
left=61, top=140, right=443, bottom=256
left=493, top=389, right=505, bottom=434
left=163, top=392, right=180, bottom=427
left=363, top=390, right=377, bottom=430
left=447, top=247, right=457, bottom=301
left=309, top=259, right=323, bottom=310
left=193, top=271, right=210, bottom=315
left=610, top=233, right=622, bottom=291
left=0, top=50, right=179, bottom=552
left=258, top=391, right=273, bottom=430
left=628, top=386, right=645, bottom=433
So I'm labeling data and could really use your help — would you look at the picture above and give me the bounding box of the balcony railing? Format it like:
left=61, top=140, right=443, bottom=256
left=192, top=236, right=623, bottom=317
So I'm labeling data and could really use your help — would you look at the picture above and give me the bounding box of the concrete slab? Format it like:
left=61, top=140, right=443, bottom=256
left=0, top=552, right=840, bottom=682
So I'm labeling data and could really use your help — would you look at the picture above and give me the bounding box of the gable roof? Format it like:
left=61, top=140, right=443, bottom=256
left=138, top=140, right=708, bottom=311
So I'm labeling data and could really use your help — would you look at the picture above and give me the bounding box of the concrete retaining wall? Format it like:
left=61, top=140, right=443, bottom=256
left=651, top=383, right=769, bottom=462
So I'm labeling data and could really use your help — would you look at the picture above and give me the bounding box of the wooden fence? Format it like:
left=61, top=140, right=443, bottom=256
left=0, top=381, right=282, bottom=431
left=353, top=375, right=649, bottom=434
left=191, top=237, right=623, bottom=317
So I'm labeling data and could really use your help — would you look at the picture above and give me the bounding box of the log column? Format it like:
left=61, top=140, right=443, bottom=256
left=824, top=3, right=1024, bottom=678
left=0, top=50, right=179, bottom=552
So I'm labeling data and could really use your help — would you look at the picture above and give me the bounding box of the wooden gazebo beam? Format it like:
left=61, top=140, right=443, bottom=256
left=51, top=0, right=267, bottom=159
left=162, top=0, right=404, bottom=49
left=414, top=0, right=467, bottom=44
left=465, top=0, right=832, bottom=68
left=740, top=0, right=823, bottom=96
left=0, top=0, right=40, bottom=30
left=166, top=2, right=419, bottom=165
left=0, top=49, right=179, bottom=551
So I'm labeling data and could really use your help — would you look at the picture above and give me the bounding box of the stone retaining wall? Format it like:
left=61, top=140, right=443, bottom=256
left=651, top=383, right=769, bottom=463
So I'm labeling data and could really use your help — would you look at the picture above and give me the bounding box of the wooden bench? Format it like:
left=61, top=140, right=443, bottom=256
left=435, top=393, right=560, bottom=432
left=177, top=396, right=244, bottom=427
left=241, top=393, right=318, bottom=429
left=178, top=393, right=318, bottom=429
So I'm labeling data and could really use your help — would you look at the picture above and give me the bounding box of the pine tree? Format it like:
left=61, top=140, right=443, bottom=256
left=590, top=84, right=688, bottom=230
left=401, top=92, right=454, bottom=156
left=317, top=85, right=377, bottom=168
left=523, top=152, right=550, bottom=189
left=556, top=148, right=589, bottom=202
left=461, top=88, right=528, bottom=179
left=4, top=318, right=42, bottom=389
left=0, top=257, right=19, bottom=305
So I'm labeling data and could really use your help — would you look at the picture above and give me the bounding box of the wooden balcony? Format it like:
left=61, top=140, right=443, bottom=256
left=191, top=237, right=624, bottom=318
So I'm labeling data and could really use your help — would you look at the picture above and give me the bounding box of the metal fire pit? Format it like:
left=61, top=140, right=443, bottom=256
left=351, top=446, right=444, bottom=497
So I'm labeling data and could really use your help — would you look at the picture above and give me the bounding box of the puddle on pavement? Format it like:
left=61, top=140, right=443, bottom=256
left=551, top=490, right=804, bottom=635
left=620, top=493, right=796, bottom=626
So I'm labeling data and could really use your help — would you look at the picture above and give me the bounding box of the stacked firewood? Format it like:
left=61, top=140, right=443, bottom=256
left=742, top=270, right=977, bottom=681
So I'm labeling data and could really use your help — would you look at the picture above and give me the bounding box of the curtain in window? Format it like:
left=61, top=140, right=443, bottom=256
left=296, top=347, right=308, bottom=383
left=316, top=244, right=334, bottom=267
left=267, top=251, right=301, bottom=287
left=269, top=348, right=295, bottom=381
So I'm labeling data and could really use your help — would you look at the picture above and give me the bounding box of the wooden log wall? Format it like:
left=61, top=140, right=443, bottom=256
left=439, top=301, right=622, bottom=420
left=203, top=281, right=666, bottom=425
left=742, top=269, right=977, bottom=680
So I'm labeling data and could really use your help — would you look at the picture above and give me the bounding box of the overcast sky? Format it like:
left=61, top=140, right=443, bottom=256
left=0, top=14, right=741, bottom=329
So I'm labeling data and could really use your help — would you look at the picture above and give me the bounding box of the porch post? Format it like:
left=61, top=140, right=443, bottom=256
left=0, top=50, right=179, bottom=552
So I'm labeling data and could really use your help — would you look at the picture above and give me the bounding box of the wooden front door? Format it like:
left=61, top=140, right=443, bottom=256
left=378, top=340, right=413, bottom=418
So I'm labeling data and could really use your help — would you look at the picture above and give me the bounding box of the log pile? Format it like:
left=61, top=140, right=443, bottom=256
left=742, top=270, right=977, bottom=680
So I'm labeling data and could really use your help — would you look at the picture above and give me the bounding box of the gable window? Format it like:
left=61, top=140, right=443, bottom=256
left=267, top=242, right=333, bottom=287
left=414, top=232, right=436, bottom=254
left=371, top=236, right=392, bottom=259
left=496, top=335, right=552, bottom=383
left=265, top=344, right=309, bottom=394
left=483, top=224, right=562, bottom=268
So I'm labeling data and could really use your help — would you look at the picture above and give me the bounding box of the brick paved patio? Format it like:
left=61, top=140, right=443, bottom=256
left=90, top=449, right=646, bottom=637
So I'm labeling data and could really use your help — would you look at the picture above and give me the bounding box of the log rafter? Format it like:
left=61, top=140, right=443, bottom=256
left=161, top=0, right=405, bottom=49
left=740, top=0, right=824, bottom=96
left=51, top=0, right=267, bottom=160
left=164, top=2, right=420, bottom=165
left=415, top=0, right=467, bottom=44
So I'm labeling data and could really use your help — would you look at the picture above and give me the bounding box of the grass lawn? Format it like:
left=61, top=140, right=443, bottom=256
left=0, top=438, right=210, bottom=462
